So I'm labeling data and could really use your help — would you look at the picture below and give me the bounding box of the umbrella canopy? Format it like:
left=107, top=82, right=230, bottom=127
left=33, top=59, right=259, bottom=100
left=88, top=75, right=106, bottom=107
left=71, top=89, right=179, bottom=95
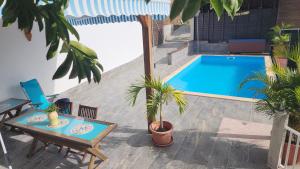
left=65, top=0, right=170, bottom=25
left=0, top=0, right=170, bottom=25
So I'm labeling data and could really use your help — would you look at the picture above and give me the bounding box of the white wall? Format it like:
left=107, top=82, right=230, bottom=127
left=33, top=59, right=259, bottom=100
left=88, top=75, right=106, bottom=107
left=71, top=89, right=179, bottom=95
left=55, top=22, right=143, bottom=93
left=54, top=22, right=143, bottom=93
left=76, top=22, right=143, bottom=72
left=0, top=20, right=143, bottom=101
left=0, top=22, right=57, bottom=101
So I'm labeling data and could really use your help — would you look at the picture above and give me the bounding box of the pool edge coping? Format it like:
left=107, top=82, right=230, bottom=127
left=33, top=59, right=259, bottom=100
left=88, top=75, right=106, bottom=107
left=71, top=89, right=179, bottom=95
left=162, top=54, right=274, bottom=103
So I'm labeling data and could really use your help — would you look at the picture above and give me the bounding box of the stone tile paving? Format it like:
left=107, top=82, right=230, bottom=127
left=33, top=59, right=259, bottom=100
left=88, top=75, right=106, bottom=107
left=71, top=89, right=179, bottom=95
left=0, top=40, right=272, bottom=169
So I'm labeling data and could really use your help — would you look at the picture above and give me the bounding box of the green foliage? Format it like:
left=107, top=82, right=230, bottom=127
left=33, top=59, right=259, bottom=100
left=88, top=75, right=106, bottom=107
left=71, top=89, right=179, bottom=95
left=287, top=43, right=300, bottom=68
left=54, top=41, right=103, bottom=83
left=170, top=0, right=243, bottom=22
left=1, top=0, right=103, bottom=83
left=44, top=103, right=58, bottom=113
left=269, top=23, right=292, bottom=45
left=128, top=77, right=187, bottom=130
left=241, top=63, right=300, bottom=130
left=273, top=44, right=288, bottom=58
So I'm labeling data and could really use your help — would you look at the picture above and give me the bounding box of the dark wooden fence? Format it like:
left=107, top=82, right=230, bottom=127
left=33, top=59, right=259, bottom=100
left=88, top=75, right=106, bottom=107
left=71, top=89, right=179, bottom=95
left=282, top=28, right=300, bottom=46
left=194, top=0, right=278, bottom=43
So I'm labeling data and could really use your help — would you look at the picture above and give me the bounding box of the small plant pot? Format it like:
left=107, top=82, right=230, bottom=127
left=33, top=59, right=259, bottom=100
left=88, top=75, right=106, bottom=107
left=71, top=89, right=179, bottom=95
left=275, top=57, right=288, bottom=68
left=48, top=111, right=59, bottom=127
left=282, top=142, right=300, bottom=165
left=149, top=121, right=173, bottom=147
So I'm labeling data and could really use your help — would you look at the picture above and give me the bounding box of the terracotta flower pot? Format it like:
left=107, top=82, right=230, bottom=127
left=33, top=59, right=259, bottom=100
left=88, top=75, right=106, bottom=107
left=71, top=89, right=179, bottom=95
left=149, top=121, right=173, bottom=146
left=48, top=111, right=59, bottom=127
left=282, top=143, right=300, bottom=165
left=275, top=57, right=288, bottom=68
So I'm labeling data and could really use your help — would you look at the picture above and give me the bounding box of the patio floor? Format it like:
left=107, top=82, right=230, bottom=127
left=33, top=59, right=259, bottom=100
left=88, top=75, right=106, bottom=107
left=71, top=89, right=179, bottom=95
left=0, top=40, right=273, bottom=169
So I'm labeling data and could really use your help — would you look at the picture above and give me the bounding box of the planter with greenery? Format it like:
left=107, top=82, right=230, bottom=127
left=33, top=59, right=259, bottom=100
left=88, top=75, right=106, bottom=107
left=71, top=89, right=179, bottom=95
left=269, top=23, right=292, bottom=68
left=273, top=44, right=288, bottom=68
left=44, top=104, right=60, bottom=127
left=128, top=77, right=187, bottom=146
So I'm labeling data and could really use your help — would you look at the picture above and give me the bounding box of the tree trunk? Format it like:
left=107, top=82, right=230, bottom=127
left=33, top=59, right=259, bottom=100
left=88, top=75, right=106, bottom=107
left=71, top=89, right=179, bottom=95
left=159, top=103, right=164, bottom=130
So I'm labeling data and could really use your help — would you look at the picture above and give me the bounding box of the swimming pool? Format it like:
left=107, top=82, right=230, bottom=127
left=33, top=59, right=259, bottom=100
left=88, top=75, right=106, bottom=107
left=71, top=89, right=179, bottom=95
left=166, top=55, right=269, bottom=100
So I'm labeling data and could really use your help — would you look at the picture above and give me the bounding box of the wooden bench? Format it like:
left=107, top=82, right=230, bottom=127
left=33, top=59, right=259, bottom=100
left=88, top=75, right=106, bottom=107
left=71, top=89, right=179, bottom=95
left=228, top=39, right=266, bottom=54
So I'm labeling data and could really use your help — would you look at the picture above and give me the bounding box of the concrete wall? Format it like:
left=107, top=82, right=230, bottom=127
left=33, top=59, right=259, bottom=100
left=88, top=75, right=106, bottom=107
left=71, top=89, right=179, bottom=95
left=0, top=20, right=143, bottom=101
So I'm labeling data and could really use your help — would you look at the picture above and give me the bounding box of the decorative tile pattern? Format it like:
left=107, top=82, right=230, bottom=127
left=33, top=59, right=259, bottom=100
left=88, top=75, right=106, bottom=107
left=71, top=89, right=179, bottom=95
left=70, top=124, right=94, bottom=135
left=27, top=114, right=47, bottom=123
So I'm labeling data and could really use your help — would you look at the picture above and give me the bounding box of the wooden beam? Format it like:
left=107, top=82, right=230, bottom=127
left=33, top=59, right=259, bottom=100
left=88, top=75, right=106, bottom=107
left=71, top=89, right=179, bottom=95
left=138, top=15, right=156, bottom=132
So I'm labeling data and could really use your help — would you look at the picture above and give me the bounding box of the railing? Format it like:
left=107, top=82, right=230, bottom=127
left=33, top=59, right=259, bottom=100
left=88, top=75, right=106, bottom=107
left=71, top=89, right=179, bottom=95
left=278, top=125, right=300, bottom=169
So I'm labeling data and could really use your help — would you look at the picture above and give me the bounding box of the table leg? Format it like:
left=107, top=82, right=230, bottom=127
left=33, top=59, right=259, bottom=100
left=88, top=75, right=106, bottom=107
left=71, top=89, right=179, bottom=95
left=15, top=107, right=23, bottom=117
left=7, top=111, right=14, bottom=118
left=81, top=152, right=88, bottom=164
left=0, top=113, right=8, bottom=128
left=10, top=106, right=25, bottom=132
left=27, top=138, right=38, bottom=158
left=7, top=111, right=17, bottom=132
left=88, top=155, right=96, bottom=169
left=95, top=148, right=108, bottom=161
left=86, top=147, right=108, bottom=169
left=87, top=147, right=108, bottom=161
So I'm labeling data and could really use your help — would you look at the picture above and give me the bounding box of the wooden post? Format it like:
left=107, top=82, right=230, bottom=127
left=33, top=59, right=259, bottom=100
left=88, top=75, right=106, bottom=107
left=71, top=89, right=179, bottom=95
left=138, top=15, right=156, bottom=133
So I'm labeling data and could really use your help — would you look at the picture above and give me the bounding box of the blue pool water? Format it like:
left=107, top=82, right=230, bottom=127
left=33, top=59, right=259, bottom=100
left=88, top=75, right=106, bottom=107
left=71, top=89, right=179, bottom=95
left=167, top=55, right=266, bottom=99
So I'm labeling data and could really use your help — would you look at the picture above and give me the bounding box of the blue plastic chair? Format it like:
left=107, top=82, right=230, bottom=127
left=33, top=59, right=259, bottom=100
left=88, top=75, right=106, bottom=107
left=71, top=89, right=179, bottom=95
left=20, top=79, right=57, bottom=110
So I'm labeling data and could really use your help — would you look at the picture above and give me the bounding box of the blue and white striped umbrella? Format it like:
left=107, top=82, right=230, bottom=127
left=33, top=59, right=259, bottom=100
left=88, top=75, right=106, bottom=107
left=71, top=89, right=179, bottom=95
left=66, top=0, right=170, bottom=25
left=0, top=0, right=170, bottom=26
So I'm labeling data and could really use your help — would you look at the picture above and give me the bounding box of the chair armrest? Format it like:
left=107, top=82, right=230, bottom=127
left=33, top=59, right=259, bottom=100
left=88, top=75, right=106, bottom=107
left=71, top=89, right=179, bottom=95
left=29, top=103, right=42, bottom=106
left=29, top=103, right=42, bottom=107
left=46, top=94, right=59, bottom=99
left=46, top=94, right=59, bottom=102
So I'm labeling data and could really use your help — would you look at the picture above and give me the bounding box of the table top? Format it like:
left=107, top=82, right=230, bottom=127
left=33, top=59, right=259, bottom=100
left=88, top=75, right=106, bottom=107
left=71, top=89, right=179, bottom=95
left=5, top=110, right=117, bottom=146
left=0, top=98, right=29, bottom=114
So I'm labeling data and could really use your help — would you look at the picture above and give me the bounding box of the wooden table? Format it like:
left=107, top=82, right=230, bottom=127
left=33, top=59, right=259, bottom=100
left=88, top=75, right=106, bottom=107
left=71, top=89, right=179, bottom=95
left=0, top=98, right=29, bottom=127
left=5, top=110, right=117, bottom=169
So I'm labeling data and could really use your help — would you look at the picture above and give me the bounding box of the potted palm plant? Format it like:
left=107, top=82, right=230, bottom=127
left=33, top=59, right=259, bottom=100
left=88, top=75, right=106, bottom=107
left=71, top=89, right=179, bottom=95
left=128, top=77, right=187, bottom=146
left=241, top=61, right=300, bottom=165
left=45, top=104, right=59, bottom=127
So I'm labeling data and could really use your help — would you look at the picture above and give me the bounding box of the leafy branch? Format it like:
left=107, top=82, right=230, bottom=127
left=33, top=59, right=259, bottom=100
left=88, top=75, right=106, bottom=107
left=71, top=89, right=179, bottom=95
left=1, top=0, right=103, bottom=83
left=168, top=0, right=244, bottom=22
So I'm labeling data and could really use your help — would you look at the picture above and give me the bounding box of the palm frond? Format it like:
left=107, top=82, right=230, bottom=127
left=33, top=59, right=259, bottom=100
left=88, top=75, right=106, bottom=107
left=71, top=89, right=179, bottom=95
left=272, top=64, right=288, bottom=79
left=295, top=87, right=300, bottom=105
left=287, top=43, right=300, bottom=70
left=240, top=72, right=271, bottom=89
left=172, top=91, right=187, bottom=114
left=127, top=81, right=146, bottom=106
left=146, top=92, right=161, bottom=119
left=144, top=76, right=164, bottom=92
left=127, top=76, right=187, bottom=122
